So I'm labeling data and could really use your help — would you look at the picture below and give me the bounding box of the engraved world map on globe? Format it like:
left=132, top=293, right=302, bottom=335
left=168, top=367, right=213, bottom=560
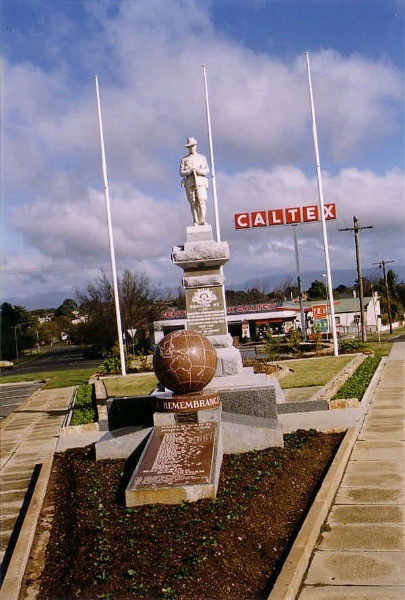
left=153, top=330, right=217, bottom=393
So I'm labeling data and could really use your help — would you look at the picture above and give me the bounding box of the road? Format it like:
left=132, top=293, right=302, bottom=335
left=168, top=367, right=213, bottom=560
left=0, top=345, right=103, bottom=419
left=0, top=381, right=46, bottom=420
left=0, top=344, right=104, bottom=377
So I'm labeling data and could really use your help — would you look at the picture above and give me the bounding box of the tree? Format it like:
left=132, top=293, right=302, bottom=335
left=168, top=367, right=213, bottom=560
left=54, top=298, right=78, bottom=318
left=168, top=287, right=186, bottom=310
left=306, top=279, right=327, bottom=300
left=374, top=269, right=404, bottom=324
left=1, top=303, right=36, bottom=359
left=38, top=319, right=61, bottom=345
left=362, top=275, right=380, bottom=297
left=312, top=324, right=324, bottom=356
left=225, top=285, right=273, bottom=306
left=273, top=276, right=298, bottom=302
left=119, top=270, right=161, bottom=353
left=286, top=328, right=302, bottom=356
left=76, top=270, right=162, bottom=353
left=335, top=284, right=351, bottom=298
left=262, top=329, right=280, bottom=362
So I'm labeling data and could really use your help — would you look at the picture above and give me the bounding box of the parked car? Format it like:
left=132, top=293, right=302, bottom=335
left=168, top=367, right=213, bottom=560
left=0, top=360, right=14, bottom=370
left=82, top=349, right=104, bottom=360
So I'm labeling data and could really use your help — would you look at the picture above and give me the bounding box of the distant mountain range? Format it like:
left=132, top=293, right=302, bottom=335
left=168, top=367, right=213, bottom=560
left=227, top=265, right=405, bottom=292
left=3, top=265, right=404, bottom=311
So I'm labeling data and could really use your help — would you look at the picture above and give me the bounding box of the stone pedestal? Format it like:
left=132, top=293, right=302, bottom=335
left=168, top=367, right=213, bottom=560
left=171, top=225, right=242, bottom=376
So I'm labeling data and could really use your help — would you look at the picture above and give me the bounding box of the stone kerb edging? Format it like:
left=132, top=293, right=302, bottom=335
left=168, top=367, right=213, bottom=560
left=267, top=427, right=358, bottom=600
left=0, top=443, right=57, bottom=600
left=267, top=364, right=291, bottom=380
left=314, top=353, right=365, bottom=403
left=59, top=379, right=109, bottom=437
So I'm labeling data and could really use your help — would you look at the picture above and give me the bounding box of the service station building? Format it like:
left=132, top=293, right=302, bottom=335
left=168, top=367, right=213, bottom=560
left=153, top=294, right=381, bottom=345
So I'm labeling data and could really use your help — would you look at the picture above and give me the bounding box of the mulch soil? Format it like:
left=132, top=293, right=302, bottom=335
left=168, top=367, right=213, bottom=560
left=21, top=429, right=343, bottom=600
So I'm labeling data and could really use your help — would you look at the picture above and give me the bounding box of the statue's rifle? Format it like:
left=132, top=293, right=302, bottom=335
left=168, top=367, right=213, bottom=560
left=192, top=169, right=201, bottom=205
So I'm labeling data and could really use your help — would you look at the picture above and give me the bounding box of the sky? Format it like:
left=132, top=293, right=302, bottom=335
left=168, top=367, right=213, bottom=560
left=1, top=0, right=404, bottom=309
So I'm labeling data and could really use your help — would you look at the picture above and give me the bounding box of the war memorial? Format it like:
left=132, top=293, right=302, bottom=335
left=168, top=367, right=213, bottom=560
left=99, top=137, right=284, bottom=507
left=2, top=140, right=403, bottom=600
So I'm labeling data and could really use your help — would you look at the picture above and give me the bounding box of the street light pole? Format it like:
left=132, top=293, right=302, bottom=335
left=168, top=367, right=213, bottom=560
left=12, top=326, right=19, bottom=362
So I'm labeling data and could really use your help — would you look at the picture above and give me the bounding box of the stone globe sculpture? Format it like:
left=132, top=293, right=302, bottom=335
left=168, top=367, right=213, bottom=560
left=153, top=330, right=217, bottom=393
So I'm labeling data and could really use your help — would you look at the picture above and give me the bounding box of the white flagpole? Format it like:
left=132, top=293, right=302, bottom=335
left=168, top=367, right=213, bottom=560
left=95, top=75, right=127, bottom=376
left=202, top=65, right=221, bottom=242
left=305, top=52, right=339, bottom=356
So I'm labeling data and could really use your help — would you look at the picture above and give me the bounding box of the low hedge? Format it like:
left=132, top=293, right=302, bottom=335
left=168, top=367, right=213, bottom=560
left=332, top=355, right=381, bottom=401
left=71, top=383, right=97, bottom=426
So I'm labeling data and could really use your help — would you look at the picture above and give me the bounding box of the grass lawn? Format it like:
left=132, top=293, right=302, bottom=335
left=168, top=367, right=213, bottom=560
left=2, top=328, right=400, bottom=393
left=0, top=368, right=99, bottom=389
left=103, top=373, right=158, bottom=397
left=366, top=339, right=395, bottom=358
left=357, top=327, right=404, bottom=357
left=277, top=329, right=400, bottom=389
left=278, top=355, right=355, bottom=389
left=103, top=355, right=357, bottom=395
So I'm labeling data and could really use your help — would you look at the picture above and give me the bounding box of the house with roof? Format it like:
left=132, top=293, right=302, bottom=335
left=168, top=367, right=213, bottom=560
left=327, top=293, right=381, bottom=336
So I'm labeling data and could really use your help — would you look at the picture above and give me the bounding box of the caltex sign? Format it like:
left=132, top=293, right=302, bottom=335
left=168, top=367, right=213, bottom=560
left=234, top=203, right=336, bottom=229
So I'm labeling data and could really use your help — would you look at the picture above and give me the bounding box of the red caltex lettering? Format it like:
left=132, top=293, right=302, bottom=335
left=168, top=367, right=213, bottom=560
left=234, top=203, right=336, bottom=229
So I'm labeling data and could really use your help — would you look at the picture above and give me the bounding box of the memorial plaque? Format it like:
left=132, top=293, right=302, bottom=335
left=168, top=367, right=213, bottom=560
left=186, top=286, right=228, bottom=336
left=128, top=423, right=217, bottom=490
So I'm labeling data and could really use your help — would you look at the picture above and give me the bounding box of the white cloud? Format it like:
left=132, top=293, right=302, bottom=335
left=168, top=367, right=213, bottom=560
left=1, top=0, right=404, bottom=304
left=305, top=51, right=402, bottom=159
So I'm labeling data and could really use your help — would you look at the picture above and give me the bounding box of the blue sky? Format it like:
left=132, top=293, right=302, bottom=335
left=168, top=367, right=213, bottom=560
left=1, top=0, right=404, bottom=308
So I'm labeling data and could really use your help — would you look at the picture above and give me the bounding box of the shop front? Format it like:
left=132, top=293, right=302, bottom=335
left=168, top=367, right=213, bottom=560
left=154, top=303, right=301, bottom=345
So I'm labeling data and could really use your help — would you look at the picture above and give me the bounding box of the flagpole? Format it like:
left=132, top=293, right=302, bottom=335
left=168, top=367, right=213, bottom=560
left=202, top=65, right=221, bottom=242
left=305, top=52, right=338, bottom=356
left=95, top=75, right=127, bottom=376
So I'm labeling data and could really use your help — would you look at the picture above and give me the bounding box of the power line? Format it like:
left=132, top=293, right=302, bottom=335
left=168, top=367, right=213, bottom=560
left=2, top=264, right=110, bottom=276
left=339, top=216, right=373, bottom=342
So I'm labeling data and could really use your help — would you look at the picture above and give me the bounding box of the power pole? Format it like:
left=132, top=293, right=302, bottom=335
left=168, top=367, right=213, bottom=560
left=339, top=216, right=373, bottom=342
left=373, top=259, right=394, bottom=334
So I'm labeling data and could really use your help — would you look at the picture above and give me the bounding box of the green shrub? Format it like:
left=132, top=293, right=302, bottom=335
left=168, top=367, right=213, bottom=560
left=133, top=351, right=153, bottom=372
left=311, top=324, right=324, bottom=356
left=286, top=329, right=302, bottom=356
left=262, top=330, right=280, bottom=362
left=339, top=339, right=373, bottom=354
left=71, top=383, right=97, bottom=426
left=100, top=344, right=133, bottom=375
left=332, top=356, right=381, bottom=401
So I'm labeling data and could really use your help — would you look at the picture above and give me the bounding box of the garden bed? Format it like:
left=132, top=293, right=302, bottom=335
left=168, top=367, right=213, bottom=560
left=21, top=430, right=344, bottom=600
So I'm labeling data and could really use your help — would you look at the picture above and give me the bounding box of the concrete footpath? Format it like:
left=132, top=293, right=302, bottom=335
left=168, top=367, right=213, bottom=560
left=0, top=386, right=75, bottom=595
left=271, top=339, right=405, bottom=599
left=1, top=340, right=404, bottom=599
